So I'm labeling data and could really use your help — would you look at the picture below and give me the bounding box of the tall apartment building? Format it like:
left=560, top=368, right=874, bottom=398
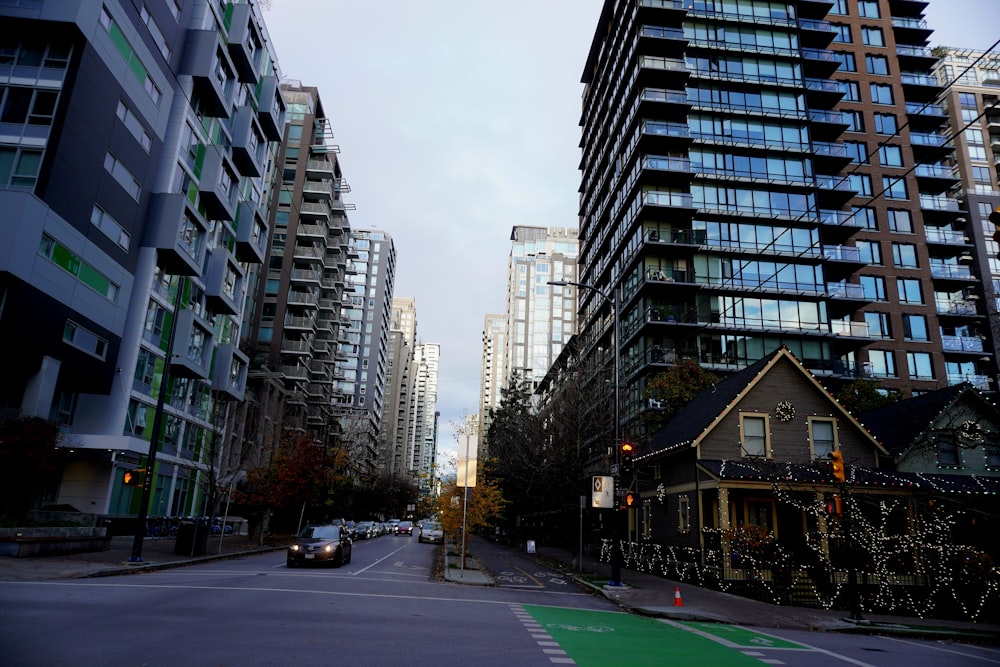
left=504, top=226, right=579, bottom=392
left=576, top=0, right=981, bottom=442
left=381, top=297, right=417, bottom=478
left=0, top=1, right=285, bottom=514
left=407, top=342, right=440, bottom=494
left=249, top=82, right=351, bottom=447
left=339, top=229, right=396, bottom=479
left=932, top=48, right=1000, bottom=387
left=478, top=313, right=506, bottom=447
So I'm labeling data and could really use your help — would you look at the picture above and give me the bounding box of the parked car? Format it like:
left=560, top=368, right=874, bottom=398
left=286, top=525, right=352, bottom=567
left=418, top=521, right=443, bottom=544
left=344, top=520, right=357, bottom=540
left=394, top=520, right=413, bottom=535
left=355, top=521, right=375, bottom=540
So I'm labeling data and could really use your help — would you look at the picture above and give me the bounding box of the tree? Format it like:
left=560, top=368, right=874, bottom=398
left=0, top=416, right=64, bottom=520
left=433, top=473, right=506, bottom=559
left=835, top=379, right=902, bottom=415
left=643, top=359, right=719, bottom=433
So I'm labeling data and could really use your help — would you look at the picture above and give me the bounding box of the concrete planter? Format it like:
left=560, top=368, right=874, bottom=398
left=0, top=526, right=111, bottom=558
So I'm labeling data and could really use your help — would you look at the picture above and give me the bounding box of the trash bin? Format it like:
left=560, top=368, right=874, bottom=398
left=174, top=520, right=209, bottom=556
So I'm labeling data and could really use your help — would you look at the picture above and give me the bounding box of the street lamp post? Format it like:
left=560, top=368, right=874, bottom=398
left=548, top=279, right=623, bottom=586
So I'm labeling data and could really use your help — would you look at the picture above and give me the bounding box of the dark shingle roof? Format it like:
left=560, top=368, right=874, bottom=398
left=856, top=384, right=969, bottom=456
left=640, top=351, right=778, bottom=459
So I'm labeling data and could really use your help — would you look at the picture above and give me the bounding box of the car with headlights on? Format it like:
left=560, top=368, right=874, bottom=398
left=394, top=520, right=413, bottom=535
left=286, top=525, right=352, bottom=567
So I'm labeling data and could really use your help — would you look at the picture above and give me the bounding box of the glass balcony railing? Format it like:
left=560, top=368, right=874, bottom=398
left=936, top=300, right=978, bottom=316
left=905, top=101, right=946, bottom=117
left=901, top=73, right=940, bottom=87
left=896, top=44, right=934, bottom=58
left=925, top=228, right=966, bottom=244
left=911, top=132, right=949, bottom=147
left=892, top=16, right=929, bottom=31
left=941, top=335, right=985, bottom=352
left=823, top=245, right=862, bottom=262
left=947, top=374, right=991, bottom=390
left=914, top=164, right=956, bottom=179
left=826, top=282, right=866, bottom=298
left=831, top=320, right=870, bottom=337
left=920, top=194, right=960, bottom=211
left=930, top=264, right=973, bottom=279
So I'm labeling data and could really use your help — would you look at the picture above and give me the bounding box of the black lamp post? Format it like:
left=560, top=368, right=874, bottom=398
left=549, top=279, right=623, bottom=586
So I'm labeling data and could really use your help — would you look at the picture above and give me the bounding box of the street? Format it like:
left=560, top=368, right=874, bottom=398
left=0, top=535, right=996, bottom=666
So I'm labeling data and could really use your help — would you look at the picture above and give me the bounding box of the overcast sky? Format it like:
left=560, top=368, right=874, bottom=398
left=260, top=1, right=998, bottom=469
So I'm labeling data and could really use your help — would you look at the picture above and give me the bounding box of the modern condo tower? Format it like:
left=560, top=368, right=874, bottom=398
left=576, top=0, right=980, bottom=442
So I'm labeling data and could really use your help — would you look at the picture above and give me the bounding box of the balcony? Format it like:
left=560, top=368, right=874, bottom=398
left=299, top=201, right=330, bottom=220
left=182, top=30, right=234, bottom=118
left=925, top=228, right=968, bottom=245
left=293, top=244, right=324, bottom=263
left=256, top=75, right=286, bottom=141
left=930, top=263, right=974, bottom=280
left=823, top=245, right=863, bottom=263
left=812, top=141, right=852, bottom=169
left=891, top=16, right=933, bottom=44
left=281, top=339, right=312, bottom=356
left=942, top=335, right=985, bottom=353
left=936, top=299, right=979, bottom=317
left=302, top=179, right=333, bottom=201
left=296, top=223, right=327, bottom=239
left=636, top=56, right=688, bottom=86
left=234, top=201, right=267, bottom=264
left=224, top=2, right=262, bottom=83
left=230, top=105, right=266, bottom=177
left=947, top=374, right=991, bottom=391
left=287, top=289, right=319, bottom=308
left=638, top=25, right=687, bottom=55
left=290, top=268, right=322, bottom=284
left=900, top=72, right=942, bottom=102
left=170, top=309, right=213, bottom=380
left=284, top=315, right=316, bottom=331
left=826, top=282, right=868, bottom=299
left=279, top=364, right=309, bottom=382
left=198, top=146, right=239, bottom=221
left=212, top=344, right=248, bottom=400
left=896, top=43, right=937, bottom=68
left=801, top=47, right=841, bottom=77
left=804, top=78, right=847, bottom=106
left=914, top=163, right=960, bottom=191
left=306, top=159, right=335, bottom=179
left=831, top=320, right=870, bottom=337
left=146, top=193, right=207, bottom=276
left=204, top=249, right=243, bottom=315
left=797, top=18, right=836, bottom=47
left=638, top=120, right=691, bottom=152
left=638, top=88, right=691, bottom=121
left=904, top=101, right=947, bottom=129
left=815, top=175, right=856, bottom=205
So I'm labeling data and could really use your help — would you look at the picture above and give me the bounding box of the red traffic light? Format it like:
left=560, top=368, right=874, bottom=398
left=123, top=468, right=146, bottom=486
left=624, top=491, right=639, bottom=508
left=828, top=451, right=845, bottom=483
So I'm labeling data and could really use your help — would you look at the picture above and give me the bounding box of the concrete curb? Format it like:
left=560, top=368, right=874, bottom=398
left=81, top=546, right=287, bottom=578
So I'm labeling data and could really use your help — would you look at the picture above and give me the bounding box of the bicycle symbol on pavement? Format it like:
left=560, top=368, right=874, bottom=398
left=547, top=623, right=615, bottom=633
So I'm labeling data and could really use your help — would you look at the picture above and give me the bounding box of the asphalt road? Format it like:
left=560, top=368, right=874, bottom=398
left=1, top=534, right=995, bottom=666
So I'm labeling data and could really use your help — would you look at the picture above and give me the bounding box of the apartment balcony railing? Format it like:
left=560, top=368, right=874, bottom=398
left=920, top=194, right=960, bottom=212
left=925, top=229, right=966, bottom=244
left=826, top=282, right=866, bottom=298
left=947, top=373, right=991, bottom=390
left=941, top=335, right=985, bottom=353
left=936, top=299, right=978, bottom=316
left=823, top=245, right=862, bottom=262
left=930, top=264, right=973, bottom=279
left=831, top=320, right=870, bottom=337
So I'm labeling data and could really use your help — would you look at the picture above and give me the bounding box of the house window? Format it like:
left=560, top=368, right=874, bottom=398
left=810, top=419, right=836, bottom=458
left=740, top=414, right=768, bottom=457
left=937, top=434, right=961, bottom=467
left=678, top=495, right=690, bottom=533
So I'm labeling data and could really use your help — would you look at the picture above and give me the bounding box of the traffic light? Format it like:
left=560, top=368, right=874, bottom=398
left=829, top=451, right=845, bottom=483
left=624, top=491, right=640, bottom=508
left=620, top=441, right=635, bottom=474
left=123, top=468, right=146, bottom=486
left=826, top=494, right=843, bottom=516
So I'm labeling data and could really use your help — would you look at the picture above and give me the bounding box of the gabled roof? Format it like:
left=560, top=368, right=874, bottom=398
left=639, top=346, right=886, bottom=460
left=857, top=383, right=999, bottom=457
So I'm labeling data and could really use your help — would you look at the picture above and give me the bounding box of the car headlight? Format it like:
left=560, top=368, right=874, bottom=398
left=289, top=545, right=299, bottom=552
left=324, top=544, right=334, bottom=552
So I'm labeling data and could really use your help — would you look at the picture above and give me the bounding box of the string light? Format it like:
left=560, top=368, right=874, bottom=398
left=598, top=473, right=998, bottom=622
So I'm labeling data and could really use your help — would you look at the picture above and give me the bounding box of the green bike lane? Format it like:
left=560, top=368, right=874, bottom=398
left=519, top=605, right=812, bottom=666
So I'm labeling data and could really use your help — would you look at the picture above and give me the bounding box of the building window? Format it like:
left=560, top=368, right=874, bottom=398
left=858, top=1, right=881, bottom=18
left=0, top=146, right=43, bottom=187
left=809, top=419, right=836, bottom=459
left=887, top=209, right=913, bottom=233
left=862, top=27, right=885, bottom=47
left=848, top=173, right=873, bottom=196
left=874, top=113, right=897, bottom=134
left=842, top=80, right=861, bottom=102
left=852, top=206, right=877, bottom=229
left=844, top=110, right=864, bottom=132
left=91, top=205, right=131, bottom=250
left=866, top=54, right=889, bottom=75
left=907, top=352, right=934, bottom=380
left=678, top=495, right=690, bottom=533
left=116, top=100, right=152, bottom=152
left=870, top=83, right=894, bottom=105
left=937, top=434, right=961, bottom=466
left=856, top=239, right=882, bottom=265
left=38, top=234, right=119, bottom=301
left=740, top=414, right=769, bottom=457
left=864, top=311, right=891, bottom=339
left=867, top=350, right=897, bottom=378
left=832, top=24, right=851, bottom=43
left=63, top=320, right=108, bottom=359
left=845, top=141, right=869, bottom=164
left=834, top=51, right=857, bottom=72
left=892, top=242, right=918, bottom=268
left=879, top=145, right=903, bottom=167
left=104, top=151, right=141, bottom=201
left=902, top=314, right=929, bottom=341
left=882, top=176, right=907, bottom=200
left=898, top=278, right=923, bottom=304
left=861, top=275, right=886, bottom=301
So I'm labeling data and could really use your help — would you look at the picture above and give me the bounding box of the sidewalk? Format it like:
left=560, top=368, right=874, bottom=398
left=0, top=534, right=285, bottom=581
left=524, top=538, right=999, bottom=642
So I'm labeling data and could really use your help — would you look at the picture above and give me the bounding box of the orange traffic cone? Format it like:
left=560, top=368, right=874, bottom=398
left=673, top=586, right=684, bottom=607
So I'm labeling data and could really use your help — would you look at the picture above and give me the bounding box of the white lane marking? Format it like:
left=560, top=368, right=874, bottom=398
left=661, top=620, right=877, bottom=667
left=352, top=544, right=413, bottom=576
left=882, top=637, right=1000, bottom=664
